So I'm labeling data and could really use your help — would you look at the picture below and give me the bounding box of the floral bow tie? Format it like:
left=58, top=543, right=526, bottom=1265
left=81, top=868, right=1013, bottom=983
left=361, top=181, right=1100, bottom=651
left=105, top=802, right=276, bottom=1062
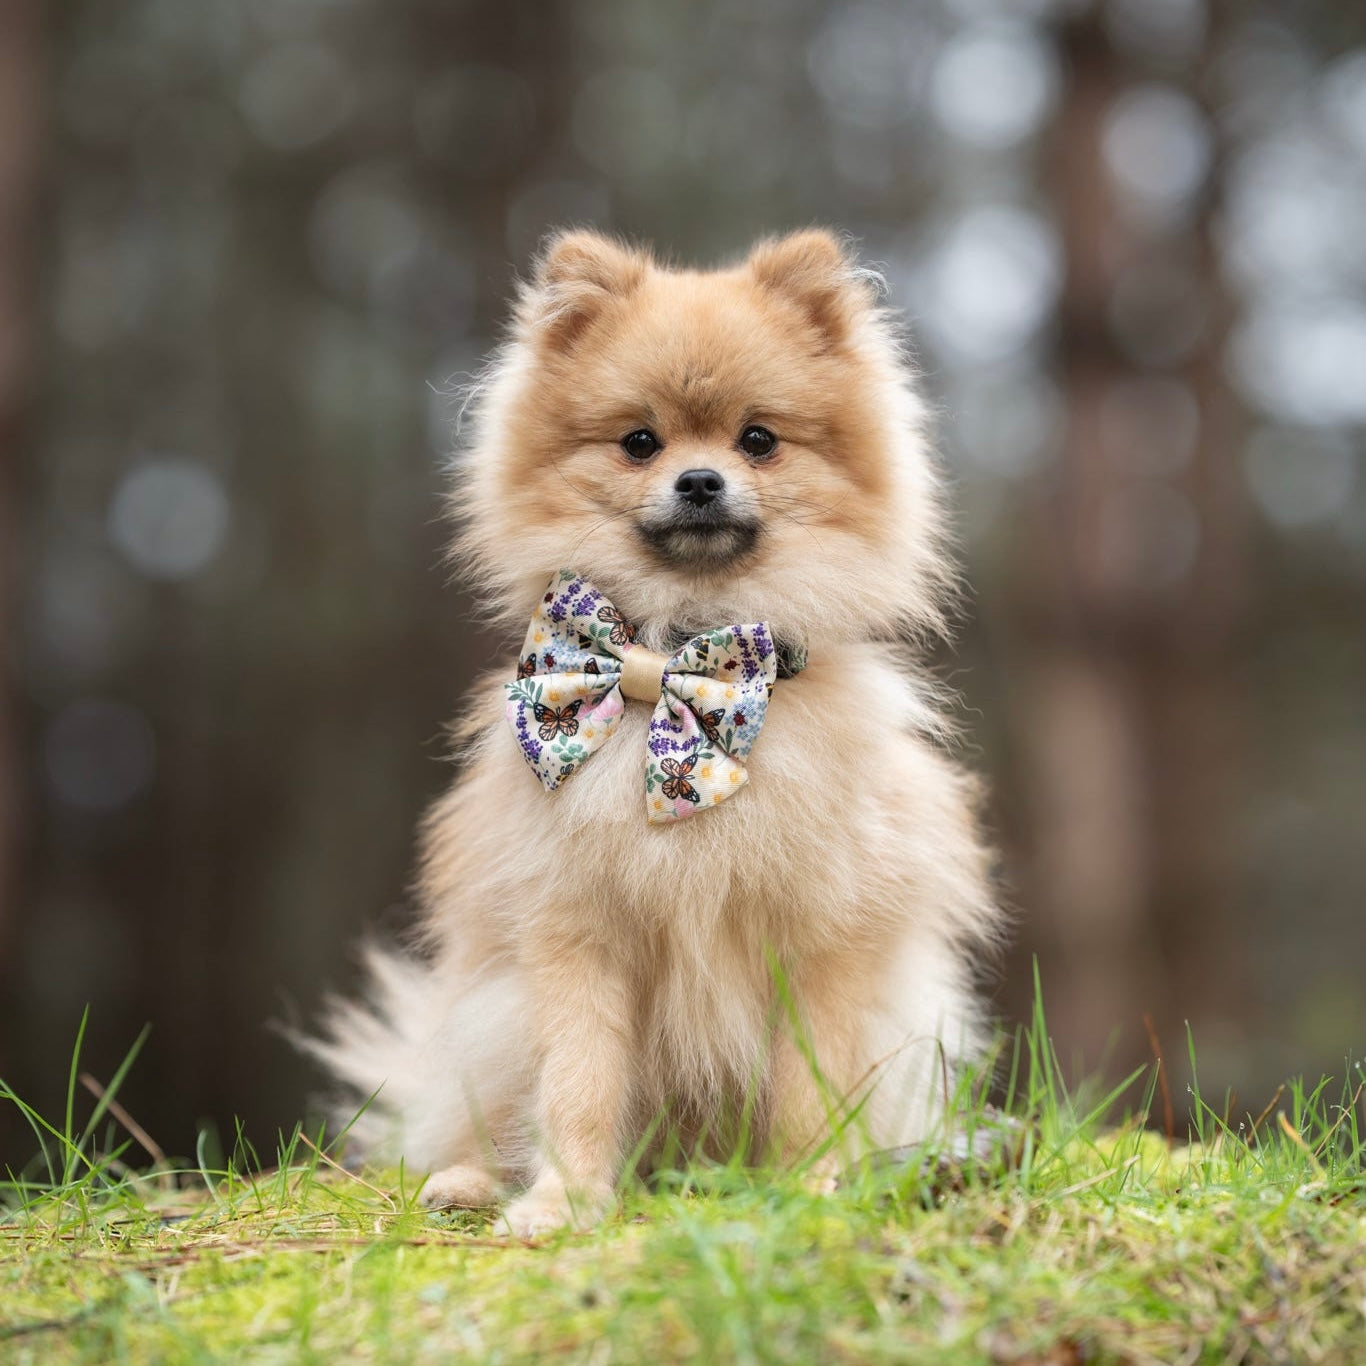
left=505, top=570, right=795, bottom=822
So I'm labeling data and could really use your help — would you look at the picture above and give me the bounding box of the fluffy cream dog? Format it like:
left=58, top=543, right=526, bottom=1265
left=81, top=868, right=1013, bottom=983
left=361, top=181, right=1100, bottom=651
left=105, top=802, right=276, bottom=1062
left=307, top=229, right=1002, bottom=1237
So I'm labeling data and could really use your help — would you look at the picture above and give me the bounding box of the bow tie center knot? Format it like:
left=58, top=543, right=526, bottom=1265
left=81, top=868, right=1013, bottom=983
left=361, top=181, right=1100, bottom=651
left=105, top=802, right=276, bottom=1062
left=619, top=645, right=669, bottom=702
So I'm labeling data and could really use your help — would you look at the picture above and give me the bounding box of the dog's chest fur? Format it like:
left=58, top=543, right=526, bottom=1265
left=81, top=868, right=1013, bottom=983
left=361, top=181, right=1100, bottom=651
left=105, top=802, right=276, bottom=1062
left=489, top=648, right=907, bottom=954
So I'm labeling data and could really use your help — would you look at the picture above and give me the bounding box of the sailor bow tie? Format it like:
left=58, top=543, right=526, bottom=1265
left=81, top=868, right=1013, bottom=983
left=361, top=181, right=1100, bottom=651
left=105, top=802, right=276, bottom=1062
left=505, top=570, right=800, bottom=822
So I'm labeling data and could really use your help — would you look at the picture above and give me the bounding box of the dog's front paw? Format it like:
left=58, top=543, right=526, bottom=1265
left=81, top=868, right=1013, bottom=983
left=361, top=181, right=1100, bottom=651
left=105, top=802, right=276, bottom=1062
left=800, top=1154, right=841, bottom=1196
left=502, top=1179, right=611, bottom=1238
left=421, top=1162, right=502, bottom=1211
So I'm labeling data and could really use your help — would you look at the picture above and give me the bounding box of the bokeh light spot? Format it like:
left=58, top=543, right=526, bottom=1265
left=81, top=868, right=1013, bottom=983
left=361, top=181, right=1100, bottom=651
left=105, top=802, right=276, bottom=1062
left=918, top=206, right=1062, bottom=363
left=806, top=2, right=933, bottom=129
left=1220, top=132, right=1364, bottom=293
left=929, top=25, right=1058, bottom=150
left=239, top=41, right=353, bottom=150
left=949, top=367, right=1063, bottom=476
left=108, top=458, right=230, bottom=581
left=1230, top=304, right=1366, bottom=426
left=1101, top=84, right=1212, bottom=226
left=309, top=164, right=422, bottom=303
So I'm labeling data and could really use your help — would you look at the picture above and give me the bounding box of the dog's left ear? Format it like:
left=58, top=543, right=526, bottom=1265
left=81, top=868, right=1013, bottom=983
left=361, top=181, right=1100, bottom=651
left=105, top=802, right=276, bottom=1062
left=747, top=230, right=877, bottom=347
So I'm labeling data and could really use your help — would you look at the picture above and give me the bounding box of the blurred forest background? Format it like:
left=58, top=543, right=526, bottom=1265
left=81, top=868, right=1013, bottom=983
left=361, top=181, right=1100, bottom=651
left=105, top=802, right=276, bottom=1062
left=3, top=0, right=1365, bottom=1166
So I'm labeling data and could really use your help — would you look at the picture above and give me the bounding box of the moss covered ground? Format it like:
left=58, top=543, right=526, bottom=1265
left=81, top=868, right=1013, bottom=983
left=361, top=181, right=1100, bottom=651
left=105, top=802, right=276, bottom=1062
left=3, top=1012, right=1363, bottom=1364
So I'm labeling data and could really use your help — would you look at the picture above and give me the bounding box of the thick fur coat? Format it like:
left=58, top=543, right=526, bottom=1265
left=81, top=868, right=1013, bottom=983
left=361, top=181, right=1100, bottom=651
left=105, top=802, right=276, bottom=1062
left=305, top=229, right=1002, bottom=1236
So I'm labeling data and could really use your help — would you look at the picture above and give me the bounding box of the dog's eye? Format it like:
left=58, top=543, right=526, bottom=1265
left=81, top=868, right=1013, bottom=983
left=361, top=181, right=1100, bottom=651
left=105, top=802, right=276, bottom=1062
left=621, top=429, right=661, bottom=462
left=738, top=425, right=778, bottom=460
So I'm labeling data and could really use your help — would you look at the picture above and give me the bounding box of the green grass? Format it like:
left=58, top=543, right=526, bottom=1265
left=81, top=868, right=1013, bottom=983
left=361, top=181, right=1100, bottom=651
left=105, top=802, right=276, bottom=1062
left=2, top=998, right=1364, bottom=1365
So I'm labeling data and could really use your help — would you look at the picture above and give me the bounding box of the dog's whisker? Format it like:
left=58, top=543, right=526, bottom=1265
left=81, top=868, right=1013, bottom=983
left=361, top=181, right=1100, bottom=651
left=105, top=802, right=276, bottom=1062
left=774, top=507, right=824, bottom=552
left=561, top=502, right=653, bottom=564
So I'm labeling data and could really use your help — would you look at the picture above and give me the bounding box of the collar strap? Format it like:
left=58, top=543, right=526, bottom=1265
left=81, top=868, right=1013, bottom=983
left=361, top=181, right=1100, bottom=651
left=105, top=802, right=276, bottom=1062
left=775, top=639, right=808, bottom=679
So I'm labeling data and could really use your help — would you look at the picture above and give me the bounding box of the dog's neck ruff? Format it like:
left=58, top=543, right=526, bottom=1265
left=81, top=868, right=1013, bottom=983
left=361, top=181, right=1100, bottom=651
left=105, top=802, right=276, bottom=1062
left=505, top=570, right=802, bottom=823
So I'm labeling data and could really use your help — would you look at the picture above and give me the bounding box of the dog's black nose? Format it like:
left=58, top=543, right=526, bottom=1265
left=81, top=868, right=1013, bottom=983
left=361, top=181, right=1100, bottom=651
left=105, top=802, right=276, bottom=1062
left=674, top=468, right=725, bottom=507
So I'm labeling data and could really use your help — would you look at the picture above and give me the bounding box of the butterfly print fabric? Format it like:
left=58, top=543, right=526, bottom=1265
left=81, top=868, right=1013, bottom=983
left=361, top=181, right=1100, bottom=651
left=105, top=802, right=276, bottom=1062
left=504, top=570, right=787, bottom=822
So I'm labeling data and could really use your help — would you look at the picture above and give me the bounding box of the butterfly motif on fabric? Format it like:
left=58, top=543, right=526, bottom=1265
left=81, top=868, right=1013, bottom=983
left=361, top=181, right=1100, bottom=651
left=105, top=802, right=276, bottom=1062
left=517, top=653, right=537, bottom=680
left=698, top=709, right=726, bottom=745
left=659, top=756, right=700, bottom=804
left=534, top=699, right=582, bottom=741
left=596, top=604, right=636, bottom=647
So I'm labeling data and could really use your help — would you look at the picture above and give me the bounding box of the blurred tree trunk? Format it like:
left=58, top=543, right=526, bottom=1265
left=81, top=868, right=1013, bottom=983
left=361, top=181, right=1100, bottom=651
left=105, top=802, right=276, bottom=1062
left=170, top=0, right=583, bottom=1150
left=1008, top=16, right=1247, bottom=1082
left=0, top=0, right=41, bottom=964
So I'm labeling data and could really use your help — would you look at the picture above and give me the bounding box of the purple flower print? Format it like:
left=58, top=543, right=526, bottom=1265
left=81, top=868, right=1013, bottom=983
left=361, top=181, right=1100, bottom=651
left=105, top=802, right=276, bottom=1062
left=513, top=709, right=543, bottom=764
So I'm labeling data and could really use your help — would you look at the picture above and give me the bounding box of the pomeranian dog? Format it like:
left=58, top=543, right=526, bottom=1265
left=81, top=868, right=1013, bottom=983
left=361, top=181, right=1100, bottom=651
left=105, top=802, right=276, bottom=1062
left=305, top=228, right=1002, bottom=1237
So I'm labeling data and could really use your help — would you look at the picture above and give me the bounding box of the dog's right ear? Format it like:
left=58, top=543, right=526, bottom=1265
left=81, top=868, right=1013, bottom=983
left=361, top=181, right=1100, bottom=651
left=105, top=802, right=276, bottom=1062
left=517, top=230, right=649, bottom=349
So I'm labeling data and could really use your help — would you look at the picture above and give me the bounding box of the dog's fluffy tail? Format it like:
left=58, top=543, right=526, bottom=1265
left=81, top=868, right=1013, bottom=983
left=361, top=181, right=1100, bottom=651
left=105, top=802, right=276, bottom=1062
left=292, top=942, right=534, bottom=1175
